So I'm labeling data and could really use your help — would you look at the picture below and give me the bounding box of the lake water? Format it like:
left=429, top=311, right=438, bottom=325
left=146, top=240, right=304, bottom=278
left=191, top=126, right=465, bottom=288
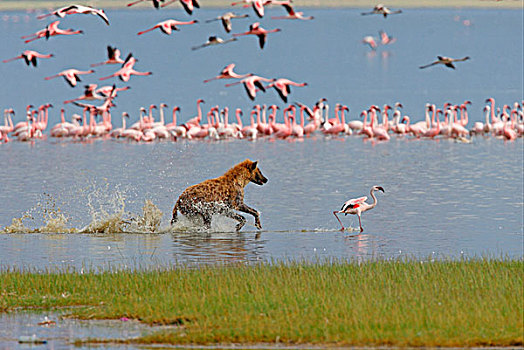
left=0, top=7, right=523, bottom=271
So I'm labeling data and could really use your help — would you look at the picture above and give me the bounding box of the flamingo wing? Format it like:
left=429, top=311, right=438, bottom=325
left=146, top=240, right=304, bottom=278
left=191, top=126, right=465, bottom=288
left=257, top=33, right=267, bottom=49
left=341, top=196, right=367, bottom=211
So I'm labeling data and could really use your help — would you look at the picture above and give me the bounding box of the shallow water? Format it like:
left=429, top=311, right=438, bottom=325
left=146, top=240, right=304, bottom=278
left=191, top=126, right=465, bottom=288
left=0, top=7, right=523, bottom=271
left=0, top=310, right=177, bottom=349
left=0, top=137, right=522, bottom=270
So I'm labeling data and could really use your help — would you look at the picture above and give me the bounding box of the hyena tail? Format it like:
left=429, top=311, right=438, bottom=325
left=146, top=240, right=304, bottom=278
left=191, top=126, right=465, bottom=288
left=171, top=200, right=180, bottom=225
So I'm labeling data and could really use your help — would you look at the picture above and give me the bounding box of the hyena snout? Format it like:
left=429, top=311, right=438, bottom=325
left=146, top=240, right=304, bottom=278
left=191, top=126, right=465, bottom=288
left=251, top=168, right=268, bottom=186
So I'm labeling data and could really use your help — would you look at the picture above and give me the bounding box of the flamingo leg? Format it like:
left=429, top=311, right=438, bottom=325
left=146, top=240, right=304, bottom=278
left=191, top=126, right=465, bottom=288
left=333, top=211, right=345, bottom=231
left=358, top=213, right=363, bottom=232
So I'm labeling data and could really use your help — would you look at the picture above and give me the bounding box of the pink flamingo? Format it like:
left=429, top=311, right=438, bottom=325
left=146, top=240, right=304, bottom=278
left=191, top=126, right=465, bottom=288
left=241, top=109, right=258, bottom=139
left=231, top=0, right=265, bottom=18
left=379, top=30, right=396, bottom=45
left=109, top=112, right=129, bottom=138
left=233, top=22, right=281, bottom=49
left=359, top=110, right=374, bottom=138
left=22, top=21, right=83, bottom=43
left=137, top=19, right=198, bottom=36
left=333, top=186, right=385, bottom=232
left=3, top=50, right=54, bottom=67
left=37, top=4, right=110, bottom=25
left=160, top=0, right=200, bottom=14
left=271, top=3, right=314, bottom=20
left=273, top=106, right=293, bottom=139
left=421, top=108, right=441, bottom=138
left=13, top=105, right=34, bottom=132
left=0, top=109, right=14, bottom=141
left=90, top=46, right=125, bottom=67
left=45, top=68, right=95, bottom=87
left=99, top=53, right=152, bottom=82
left=362, top=36, right=378, bottom=50
left=266, top=78, right=308, bottom=103
left=203, top=63, right=251, bottom=83
left=471, top=106, right=490, bottom=135
left=127, top=0, right=166, bottom=9
left=64, top=84, right=104, bottom=104
left=225, top=75, right=274, bottom=100
left=205, top=12, right=249, bottom=33
left=361, top=4, right=402, bottom=17
left=324, top=105, right=349, bottom=135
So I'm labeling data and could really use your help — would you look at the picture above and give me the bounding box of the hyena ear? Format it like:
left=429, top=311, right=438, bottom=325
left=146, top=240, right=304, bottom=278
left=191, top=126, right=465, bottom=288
left=250, top=161, right=258, bottom=170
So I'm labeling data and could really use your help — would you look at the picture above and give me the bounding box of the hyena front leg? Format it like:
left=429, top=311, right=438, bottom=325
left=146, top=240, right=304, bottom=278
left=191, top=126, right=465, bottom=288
left=237, top=203, right=261, bottom=229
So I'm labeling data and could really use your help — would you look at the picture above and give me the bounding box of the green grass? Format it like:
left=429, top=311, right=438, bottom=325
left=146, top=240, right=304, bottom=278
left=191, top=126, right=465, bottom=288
left=1, top=259, right=522, bottom=347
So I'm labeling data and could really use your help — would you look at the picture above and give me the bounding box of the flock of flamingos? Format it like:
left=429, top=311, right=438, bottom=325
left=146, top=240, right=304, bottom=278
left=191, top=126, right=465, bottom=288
left=0, top=2, right=522, bottom=143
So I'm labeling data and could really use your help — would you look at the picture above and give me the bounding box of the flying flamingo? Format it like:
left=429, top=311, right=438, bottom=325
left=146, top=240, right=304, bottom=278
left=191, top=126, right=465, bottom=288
left=419, top=56, right=470, bottom=69
left=233, top=22, right=281, bottom=49
left=160, top=0, right=200, bottom=15
left=266, top=78, right=308, bottom=103
left=22, top=21, right=83, bottom=43
left=137, top=19, right=198, bottom=36
left=45, top=68, right=95, bottom=87
left=362, top=36, right=378, bottom=50
left=333, top=186, right=385, bottom=232
left=127, top=0, right=166, bottom=9
left=90, top=46, right=125, bottom=67
left=271, top=3, right=314, bottom=20
left=379, top=30, right=396, bottom=45
left=206, top=12, right=249, bottom=33
left=231, top=0, right=265, bottom=18
left=203, top=63, right=251, bottom=83
left=64, top=84, right=126, bottom=104
left=37, top=4, right=110, bottom=25
left=3, top=50, right=54, bottom=67
left=361, top=4, right=402, bottom=17
left=225, top=75, right=274, bottom=101
left=191, top=36, right=237, bottom=50
left=99, top=53, right=152, bottom=82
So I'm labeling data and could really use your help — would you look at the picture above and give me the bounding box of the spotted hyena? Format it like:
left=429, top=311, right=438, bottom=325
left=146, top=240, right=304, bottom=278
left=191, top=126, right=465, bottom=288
left=171, top=159, right=268, bottom=231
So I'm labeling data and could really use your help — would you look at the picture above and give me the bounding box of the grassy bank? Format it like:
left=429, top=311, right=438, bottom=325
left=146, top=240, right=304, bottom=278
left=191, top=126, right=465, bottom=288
left=1, top=259, right=522, bottom=347
left=0, top=0, right=521, bottom=10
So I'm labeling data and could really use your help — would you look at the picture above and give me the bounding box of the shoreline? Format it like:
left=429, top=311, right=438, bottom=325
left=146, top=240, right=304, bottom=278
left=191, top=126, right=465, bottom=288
left=0, top=0, right=522, bottom=11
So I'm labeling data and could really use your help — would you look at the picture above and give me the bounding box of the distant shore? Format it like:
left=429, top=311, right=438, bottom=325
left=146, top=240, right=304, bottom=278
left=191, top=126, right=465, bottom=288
left=0, top=0, right=521, bottom=11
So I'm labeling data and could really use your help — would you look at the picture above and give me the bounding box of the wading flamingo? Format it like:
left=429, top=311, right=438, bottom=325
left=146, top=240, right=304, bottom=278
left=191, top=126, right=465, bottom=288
left=333, top=185, right=385, bottom=232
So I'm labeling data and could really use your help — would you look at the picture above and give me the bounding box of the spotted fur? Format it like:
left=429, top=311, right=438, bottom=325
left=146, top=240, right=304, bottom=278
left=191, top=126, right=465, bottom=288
left=171, top=159, right=268, bottom=231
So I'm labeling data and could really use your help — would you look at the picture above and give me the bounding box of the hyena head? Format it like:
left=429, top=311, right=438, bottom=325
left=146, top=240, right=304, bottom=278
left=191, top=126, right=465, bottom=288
left=247, top=160, right=268, bottom=186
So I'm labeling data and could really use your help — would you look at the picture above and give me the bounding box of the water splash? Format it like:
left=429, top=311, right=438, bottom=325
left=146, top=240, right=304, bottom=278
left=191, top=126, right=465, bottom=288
left=1, top=181, right=167, bottom=234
